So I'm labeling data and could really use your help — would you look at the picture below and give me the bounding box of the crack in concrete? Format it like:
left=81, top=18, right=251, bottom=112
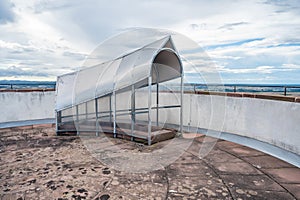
left=164, top=167, right=170, bottom=200
left=183, top=147, right=234, bottom=200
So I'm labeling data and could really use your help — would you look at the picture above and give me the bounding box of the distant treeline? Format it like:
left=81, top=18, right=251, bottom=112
left=0, top=80, right=56, bottom=89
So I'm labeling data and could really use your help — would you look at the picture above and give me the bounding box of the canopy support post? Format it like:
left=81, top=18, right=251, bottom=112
left=148, top=76, right=152, bottom=145
left=85, top=102, right=88, bottom=120
left=156, top=83, right=159, bottom=127
left=109, top=95, right=112, bottom=124
left=154, top=64, right=159, bottom=127
left=179, top=73, right=184, bottom=136
left=56, top=111, right=61, bottom=135
left=95, top=98, right=99, bottom=136
left=113, top=91, right=117, bottom=138
left=131, top=85, right=135, bottom=141
left=76, top=105, right=79, bottom=136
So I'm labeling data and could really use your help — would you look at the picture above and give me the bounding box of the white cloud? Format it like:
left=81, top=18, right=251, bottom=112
left=282, top=63, right=300, bottom=69
left=0, top=0, right=299, bottom=83
left=220, top=66, right=275, bottom=74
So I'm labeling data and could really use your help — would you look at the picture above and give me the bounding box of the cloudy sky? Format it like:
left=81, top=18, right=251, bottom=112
left=0, top=0, right=300, bottom=83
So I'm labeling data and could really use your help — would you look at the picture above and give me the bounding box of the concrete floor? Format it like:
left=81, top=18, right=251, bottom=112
left=0, top=124, right=299, bottom=200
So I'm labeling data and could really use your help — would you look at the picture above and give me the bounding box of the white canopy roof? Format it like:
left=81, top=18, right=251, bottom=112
left=56, top=35, right=182, bottom=111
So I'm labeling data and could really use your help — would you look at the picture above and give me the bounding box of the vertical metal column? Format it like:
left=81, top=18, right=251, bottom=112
left=284, top=86, right=287, bottom=96
left=55, top=111, right=58, bottom=135
left=76, top=105, right=79, bottom=135
left=113, top=91, right=117, bottom=138
left=154, top=64, right=159, bottom=127
left=85, top=102, right=88, bottom=119
left=131, top=85, right=135, bottom=141
left=156, top=83, right=159, bottom=127
left=55, top=111, right=61, bottom=135
left=179, top=73, right=184, bottom=135
left=109, top=95, right=112, bottom=123
left=148, top=76, right=152, bottom=145
left=95, top=98, right=99, bottom=136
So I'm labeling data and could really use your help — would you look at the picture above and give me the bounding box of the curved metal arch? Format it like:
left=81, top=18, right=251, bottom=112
left=152, top=47, right=183, bottom=73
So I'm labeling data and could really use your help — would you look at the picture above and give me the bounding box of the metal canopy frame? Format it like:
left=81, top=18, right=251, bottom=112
left=56, top=36, right=183, bottom=145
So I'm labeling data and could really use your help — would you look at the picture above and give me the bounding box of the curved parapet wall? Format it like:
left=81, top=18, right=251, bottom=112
left=159, top=92, right=300, bottom=167
left=0, top=90, right=55, bottom=128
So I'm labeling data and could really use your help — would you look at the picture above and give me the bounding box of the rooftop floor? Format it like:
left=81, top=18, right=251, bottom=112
left=0, top=124, right=299, bottom=199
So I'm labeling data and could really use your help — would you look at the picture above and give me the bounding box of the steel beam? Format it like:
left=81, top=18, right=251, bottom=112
left=148, top=76, right=152, bottom=145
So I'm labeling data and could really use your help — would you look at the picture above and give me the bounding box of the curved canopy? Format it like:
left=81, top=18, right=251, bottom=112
left=56, top=35, right=182, bottom=111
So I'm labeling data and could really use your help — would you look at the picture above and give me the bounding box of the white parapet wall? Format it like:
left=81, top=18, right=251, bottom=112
left=0, top=91, right=55, bottom=128
left=159, top=93, right=300, bottom=166
left=134, top=92, right=300, bottom=157
left=188, top=94, right=300, bottom=155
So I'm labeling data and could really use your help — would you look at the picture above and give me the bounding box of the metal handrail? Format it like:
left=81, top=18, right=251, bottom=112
left=2, top=82, right=300, bottom=96
left=183, top=83, right=300, bottom=96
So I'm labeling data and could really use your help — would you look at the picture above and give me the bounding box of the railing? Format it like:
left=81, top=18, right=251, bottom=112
left=1, top=82, right=300, bottom=96
left=0, top=83, right=56, bottom=90
left=183, top=83, right=300, bottom=96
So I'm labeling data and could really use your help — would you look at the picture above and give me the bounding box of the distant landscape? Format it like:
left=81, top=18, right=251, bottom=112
left=1, top=80, right=300, bottom=96
left=0, top=80, right=56, bottom=89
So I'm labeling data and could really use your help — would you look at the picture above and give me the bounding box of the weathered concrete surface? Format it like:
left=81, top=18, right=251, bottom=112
left=0, top=125, right=299, bottom=199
